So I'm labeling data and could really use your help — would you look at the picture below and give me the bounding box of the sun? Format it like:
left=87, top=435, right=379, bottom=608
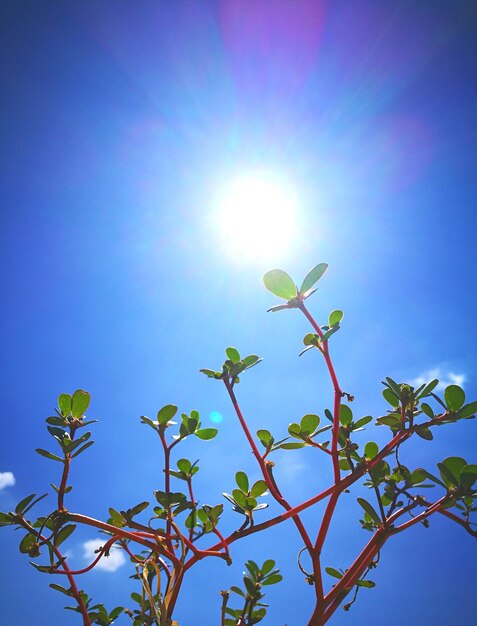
left=212, top=170, right=299, bottom=265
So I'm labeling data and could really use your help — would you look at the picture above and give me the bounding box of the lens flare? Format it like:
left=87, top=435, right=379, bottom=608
left=209, top=411, right=223, bottom=424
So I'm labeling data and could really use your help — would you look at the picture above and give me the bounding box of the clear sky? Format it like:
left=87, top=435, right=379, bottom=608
left=1, top=1, right=477, bottom=625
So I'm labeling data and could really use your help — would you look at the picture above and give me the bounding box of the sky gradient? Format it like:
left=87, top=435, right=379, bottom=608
left=1, top=1, right=477, bottom=625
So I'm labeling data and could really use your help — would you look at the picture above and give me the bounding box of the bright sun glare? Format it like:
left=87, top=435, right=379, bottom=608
left=213, top=171, right=299, bottom=265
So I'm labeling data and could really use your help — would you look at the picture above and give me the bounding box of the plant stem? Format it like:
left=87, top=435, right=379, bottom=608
left=159, top=431, right=175, bottom=554
left=224, top=379, right=313, bottom=551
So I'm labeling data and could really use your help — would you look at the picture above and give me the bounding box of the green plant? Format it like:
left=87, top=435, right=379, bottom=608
left=2, top=263, right=476, bottom=626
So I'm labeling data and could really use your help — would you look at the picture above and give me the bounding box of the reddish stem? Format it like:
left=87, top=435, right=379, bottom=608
left=224, top=379, right=313, bottom=551
left=67, top=513, right=178, bottom=562
left=51, top=536, right=119, bottom=576
left=18, top=516, right=92, bottom=626
left=186, top=477, right=197, bottom=543
left=159, top=431, right=175, bottom=553
left=298, top=302, right=342, bottom=480
left=52, top=545, right=92, bottom=626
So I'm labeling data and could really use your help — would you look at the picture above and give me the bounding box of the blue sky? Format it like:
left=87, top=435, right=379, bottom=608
left=1, top=1, right=477, bottom=624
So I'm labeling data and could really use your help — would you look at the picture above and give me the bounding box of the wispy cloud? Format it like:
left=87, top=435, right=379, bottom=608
left=410, top=367, right=466, bottom=391
left=82, top=539, right=126, bottom=572
left=277, top=454, right=307, bottom=481
left=0, top=472, right=15, bottom=492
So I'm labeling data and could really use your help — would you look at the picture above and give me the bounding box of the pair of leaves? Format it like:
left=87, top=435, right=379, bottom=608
left=256, top=429, right=289, bottom=454
left=222, top=490, right=268, bottom=517
left=201, top=349, right=262, bottom=383
left=58, top=390, right=90, bottom=419
left=185, top=504, right=224, bottom=532
left=169, top=458, right=200, bottom=481
left=287, top=414, right=331, bottom=448
left=154, top=491, right=191, bottom=517
left=435, top=457, right=477, bottom=491
left=235, top=472, right=268, bottom=498
left=264, top=263, right=328, bottom=301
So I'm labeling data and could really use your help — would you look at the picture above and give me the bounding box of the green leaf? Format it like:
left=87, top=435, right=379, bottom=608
left=130, top=592, right=142, bottom=604
left=200, top=368, right=219, bottom=378
left=232, top=490, right=247, bottom=509
left=250, top=480, right=268, bottom=498
left=353, top=416, right=372, bottom=430
left=46, top=416, right=67, bottom=426
left=15, top=494, right=37, bottom=514
left=177, top=458, right=192, bottom=473
left=376, top=415, right=401, bottom=428
left=410, top=469, right=426, bottom=485
left=109, top=607, right=124, bottom=621
left=444, top=385, right=465, bottom=412
left=364, top=442, right=379, bottom=460
left=353, top=415, right=373, bottom=429
left=195, top=428, right=218, bottom=440
left=420, top=403, right=434, bottom=419
left=325, top=567, right=343, bottom=579
left=288, top=423, right=301, bottom=438
left=339, top=459, right=351, bottom=471
left=109, top=508, right=126, bottom=527
left=417, top=468, right=446, bottom=487
left=300, top=414, right=320, bottom=435
left=49, top=583, right=71, bottom=596
left=58, top=394, right=72, bottom=417
left=460, top=465, right=477, bottom=490
left=263, top=269, right=297, bottom=300
left=279, top=442, right=305, bottom=450
left=21, top=494, right=49, bottom=517
left=357, top=498, right=382, bottom=525
left=243, top=576, right=256, bottom=595
left=384, top=377, right=401, bottom=397
left=328, top=310, right=343, bottom=327
left=356, top=579, right=376, bottom=588
left=65, top=431, right=91, bottom=451
left=54, top=524, right=76, bottom=546
left=19, top=533, right=37, bottom=553
left=257, top=429, right=272, bottom=448
left=300, top=263, right=328, bottom=294
left=339, top=405, right=353, bottom=427
left=438, top=457, right=467, bottom=487
left=157, top=404, right=178, bottom=424
left=245, top=496, right=258, bottom=511
left=226, top=347, right=240, bottom=363
left=262, top=559, right=276, bottom=576
left=262, top=573, right=283, bottom=585
left=71, top=441, right=95, bottom=458
left=36, top=449, right=64, bottom=462
left=0, top=512, right=14, bottom=526
left=458, top=402, right=477, bottom=418
left=418, top=379, right=439, bottom=398
left=267, top=304, right=291, bottom=313
left=235, top=471, right=249, bottom=493
left=71, top=390, right=90, bottom=418
left=230, top=586, right=245, bottom=597
left=242, top=355, right=262, bottom=370
left=322, top=326, right=340, bottom=341
left=382, top=388, right=400, bottom=408
left=415, top=426, right=433, bottom=440
left=129, top=501, right=149, bottom=517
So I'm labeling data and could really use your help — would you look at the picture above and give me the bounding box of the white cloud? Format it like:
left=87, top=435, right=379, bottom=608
left=82, top=538, right=126, bottom=573
left=410, top=367, right=466, bottom=391
left=277, top=454, right=307, bottom=481
left=0, top=472, right=15, bottom=492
